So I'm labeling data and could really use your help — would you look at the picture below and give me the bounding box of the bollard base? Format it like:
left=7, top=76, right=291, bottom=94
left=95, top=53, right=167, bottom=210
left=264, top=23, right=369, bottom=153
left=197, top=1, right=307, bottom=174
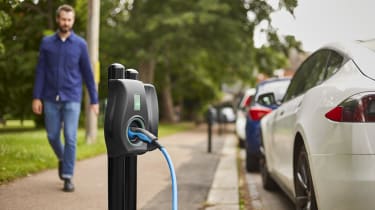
left=108, top=155, right=137, bottom=210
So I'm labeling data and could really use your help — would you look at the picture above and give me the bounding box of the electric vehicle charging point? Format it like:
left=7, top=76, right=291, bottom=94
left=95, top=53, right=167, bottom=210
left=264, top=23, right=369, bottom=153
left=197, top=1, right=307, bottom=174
left=104, top=63, right=178, bottom=210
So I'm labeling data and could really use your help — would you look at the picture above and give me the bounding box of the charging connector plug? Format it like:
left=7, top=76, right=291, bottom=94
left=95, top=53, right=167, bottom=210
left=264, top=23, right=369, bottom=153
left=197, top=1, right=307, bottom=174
left=128, top=127, right=157, bottom=143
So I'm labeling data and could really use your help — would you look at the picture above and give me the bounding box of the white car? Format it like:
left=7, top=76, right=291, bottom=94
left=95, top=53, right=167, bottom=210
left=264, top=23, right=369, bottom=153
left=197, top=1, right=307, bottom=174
left=235, top=88, right=256, bottom=147
left=220, top=106, right=236, bottom=123
left=260, top=39, right=375, bottom=210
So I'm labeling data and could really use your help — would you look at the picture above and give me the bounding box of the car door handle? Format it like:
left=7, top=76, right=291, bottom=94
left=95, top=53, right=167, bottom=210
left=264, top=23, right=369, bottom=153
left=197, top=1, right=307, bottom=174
left=279, top=110, right=284, bottom=116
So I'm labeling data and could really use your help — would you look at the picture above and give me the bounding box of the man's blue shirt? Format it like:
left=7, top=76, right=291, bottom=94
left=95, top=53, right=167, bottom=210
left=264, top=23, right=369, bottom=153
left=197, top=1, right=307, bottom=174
left=33, top=32, right=98, bottom=104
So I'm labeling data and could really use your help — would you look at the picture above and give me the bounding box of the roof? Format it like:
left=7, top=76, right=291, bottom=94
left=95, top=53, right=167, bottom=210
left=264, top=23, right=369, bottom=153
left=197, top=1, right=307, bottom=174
left=320, top=40, right=375, bottom=80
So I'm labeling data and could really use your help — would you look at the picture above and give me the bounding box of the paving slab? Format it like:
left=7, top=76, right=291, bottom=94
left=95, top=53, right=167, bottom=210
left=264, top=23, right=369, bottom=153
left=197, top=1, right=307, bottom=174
left=206, top=133, right=239, bottom=210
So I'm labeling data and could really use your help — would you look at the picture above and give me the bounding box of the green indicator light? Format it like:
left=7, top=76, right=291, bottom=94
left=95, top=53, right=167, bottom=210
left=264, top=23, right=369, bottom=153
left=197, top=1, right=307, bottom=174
left=134, top=94, right=141, bottom=111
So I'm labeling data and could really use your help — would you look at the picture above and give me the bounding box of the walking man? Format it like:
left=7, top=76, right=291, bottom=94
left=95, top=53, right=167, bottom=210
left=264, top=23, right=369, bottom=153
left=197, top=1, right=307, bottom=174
left=32, top=4, right=99, bottom=192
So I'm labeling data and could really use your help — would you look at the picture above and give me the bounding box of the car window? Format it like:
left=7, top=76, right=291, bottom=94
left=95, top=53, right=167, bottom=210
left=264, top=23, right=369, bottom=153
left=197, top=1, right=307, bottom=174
left=301, top=50, right=330, bottom=91
left=258, top=93, right=276, bottom=106
left=256, top=79, right=290, bottom=104
left=283, top=50, right=330, bottom=101
left=325, top=51, right=344, bottom=79
left=283, top=67, right=304, bottom=101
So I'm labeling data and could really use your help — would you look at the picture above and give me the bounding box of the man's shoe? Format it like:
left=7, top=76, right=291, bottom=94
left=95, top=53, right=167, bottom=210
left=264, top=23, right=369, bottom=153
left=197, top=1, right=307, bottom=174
left=58, top=161, right=63, bottom=180
left=63, top=179, right=75, bottom=192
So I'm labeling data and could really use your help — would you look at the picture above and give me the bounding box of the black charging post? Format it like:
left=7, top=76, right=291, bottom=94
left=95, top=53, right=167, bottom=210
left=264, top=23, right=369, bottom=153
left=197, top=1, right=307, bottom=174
left=105, top=63, right=159, bottom=210
left=206, top=106, right=216, bottom=153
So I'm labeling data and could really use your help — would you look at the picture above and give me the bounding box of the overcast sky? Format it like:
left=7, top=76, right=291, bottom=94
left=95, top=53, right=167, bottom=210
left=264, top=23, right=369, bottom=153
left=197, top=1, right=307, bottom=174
left=255, top=0, right=375, bottom=52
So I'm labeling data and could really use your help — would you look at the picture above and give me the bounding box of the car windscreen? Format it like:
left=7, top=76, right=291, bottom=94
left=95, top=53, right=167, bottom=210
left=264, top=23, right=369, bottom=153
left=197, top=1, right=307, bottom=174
left=256, top=79, right=291, bottom=102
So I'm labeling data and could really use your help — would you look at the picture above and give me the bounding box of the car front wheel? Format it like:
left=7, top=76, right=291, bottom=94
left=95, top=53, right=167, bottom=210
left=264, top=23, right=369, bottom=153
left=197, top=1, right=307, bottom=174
left=294, top=145, right=318, bottom=210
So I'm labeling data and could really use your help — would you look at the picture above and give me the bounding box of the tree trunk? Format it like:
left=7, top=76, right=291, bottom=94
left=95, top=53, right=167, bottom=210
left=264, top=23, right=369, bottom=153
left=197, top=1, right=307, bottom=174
left=85, top=0, right=100, bottom=144
left=138, top=59, right=155, bottom=83
left=47, top=0, right=54, bottom=30
left=161, top=74, right=176, bottom=123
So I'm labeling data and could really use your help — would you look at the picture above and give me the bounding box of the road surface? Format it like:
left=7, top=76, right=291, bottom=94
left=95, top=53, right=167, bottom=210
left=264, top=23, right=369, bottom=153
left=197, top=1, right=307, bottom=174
left=241, top=150, right=295, bottom=210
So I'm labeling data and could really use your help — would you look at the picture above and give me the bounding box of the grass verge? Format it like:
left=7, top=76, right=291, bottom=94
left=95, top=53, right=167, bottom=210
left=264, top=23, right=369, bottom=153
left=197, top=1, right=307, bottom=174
left=0, top=122, right=194, bottom=184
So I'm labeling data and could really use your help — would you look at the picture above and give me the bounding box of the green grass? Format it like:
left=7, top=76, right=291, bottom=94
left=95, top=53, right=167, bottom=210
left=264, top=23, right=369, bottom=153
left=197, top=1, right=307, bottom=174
left=158, top=122, right=195, bottom=136
left=0, top=122, right=194, bottom=184
left=0, top=120, right=35, bottom=128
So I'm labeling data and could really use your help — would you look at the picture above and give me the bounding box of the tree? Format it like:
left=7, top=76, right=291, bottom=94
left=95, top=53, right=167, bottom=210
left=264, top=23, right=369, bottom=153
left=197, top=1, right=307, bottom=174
left=85, top=0, right=100, bottom=143
left=0, top=0, right=300, bottom=124
left=0, top=1, right=50, bottom=124
left=0, top=0, right=86, bottom=125
left=99, top=0, right=299, bottom=122
left=0, top=9, right=11, bottom=55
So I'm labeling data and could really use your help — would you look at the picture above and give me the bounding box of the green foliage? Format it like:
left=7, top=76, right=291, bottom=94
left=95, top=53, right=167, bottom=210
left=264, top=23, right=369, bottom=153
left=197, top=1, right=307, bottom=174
left=279, top=0, right=299, bottom=15
left=255, top=46, right=288, bottom=75
left=99, top=0, right=299, bottom=120
left=248, top=0, right=274, bottom=24
left=0, top=9, right=11, bottom=54
left=0, top=0, right=300, bottom=122
left=0, top=10, right=11, bottom=30
left=0, top=0, right=87, bottom=122
left=266, top=30, right=303, bottom=57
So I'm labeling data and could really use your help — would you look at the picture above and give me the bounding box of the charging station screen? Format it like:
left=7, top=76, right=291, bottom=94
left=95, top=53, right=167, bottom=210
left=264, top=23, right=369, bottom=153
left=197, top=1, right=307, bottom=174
left=134, top=94, right=141, bottom=111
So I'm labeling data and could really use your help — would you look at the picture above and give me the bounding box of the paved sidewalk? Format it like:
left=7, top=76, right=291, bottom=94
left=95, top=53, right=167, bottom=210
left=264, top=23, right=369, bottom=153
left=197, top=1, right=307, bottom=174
left=206, top=134, right=239, bottom=210
left=0, top=126, right=239, bottom=210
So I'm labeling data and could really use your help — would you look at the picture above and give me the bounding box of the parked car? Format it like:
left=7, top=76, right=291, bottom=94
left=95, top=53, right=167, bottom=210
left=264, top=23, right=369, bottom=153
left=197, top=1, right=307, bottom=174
left=235, top=88, right=256, bottom=147
left=219, top=106, right=236, bottom=123
left=245, top=78, right=290, bottom=171
left=260, top=40, right=375, bottom=210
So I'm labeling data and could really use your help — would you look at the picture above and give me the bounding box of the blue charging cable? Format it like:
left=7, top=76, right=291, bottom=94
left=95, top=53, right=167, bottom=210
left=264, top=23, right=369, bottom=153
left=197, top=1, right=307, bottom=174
left=128, top=127, right=178, bottom=210
left=159, top=146, right=178, bottom=210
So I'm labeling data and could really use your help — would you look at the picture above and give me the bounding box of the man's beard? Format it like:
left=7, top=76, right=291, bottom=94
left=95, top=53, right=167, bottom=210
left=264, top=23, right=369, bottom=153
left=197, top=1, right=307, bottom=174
left=59, top=25, right=71, bottom=34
